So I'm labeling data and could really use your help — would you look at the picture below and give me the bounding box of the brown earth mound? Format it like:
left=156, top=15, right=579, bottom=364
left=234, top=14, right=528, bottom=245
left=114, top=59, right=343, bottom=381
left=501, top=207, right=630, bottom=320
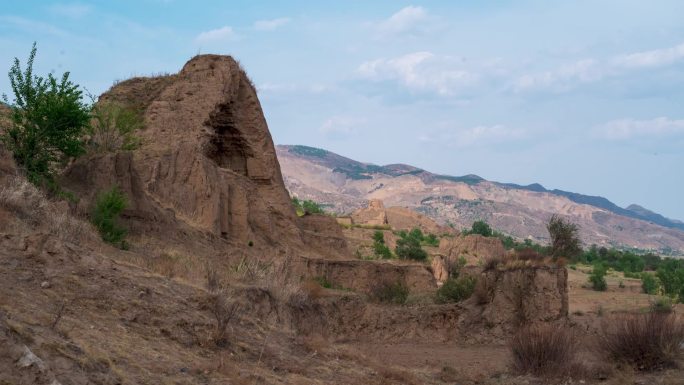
left=439, top=234, right=506, bottom=264
left=463, top=266, right=568, bottom=338
left=351, top=199, right=452, bottom=235
left=62, top=55, right=305, bottom=250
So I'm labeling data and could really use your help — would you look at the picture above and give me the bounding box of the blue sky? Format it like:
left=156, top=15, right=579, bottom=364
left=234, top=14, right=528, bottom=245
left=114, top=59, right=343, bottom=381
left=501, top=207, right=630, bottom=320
left=1, top=1, right=683, bottom=220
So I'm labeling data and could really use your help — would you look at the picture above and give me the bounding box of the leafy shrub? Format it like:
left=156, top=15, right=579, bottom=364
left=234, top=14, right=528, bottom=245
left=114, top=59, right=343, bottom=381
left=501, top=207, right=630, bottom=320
left=651, top=297, right=673, bottom=313
left=641, top=273, right=660, bottom=295
left=435, top=276, right=476, bottom=303
left=469, top=220, right=493, bottom=237
left=91, top=187, right=127, bottom=247
left=424, top=233, right=439, bottom=246
left=87, top=101, right=142, bottom=152
left=369, top=280, right=409, bottom=304
left=599, top=312, right=684, bottom=371
left=589, top=263, right=608, bottom=291
left=313, top=276, right=333, bottom=289
left=395, top=229, right=427, bottom=261
left=291, top=197, right=325, bottom=216
left=656, top=260, right=684, bottom=302
left=372, top=230, right=392, bottom=259
left=1, top=43, right=90, bottom=190
left=510, top=324, right=578, bottom=376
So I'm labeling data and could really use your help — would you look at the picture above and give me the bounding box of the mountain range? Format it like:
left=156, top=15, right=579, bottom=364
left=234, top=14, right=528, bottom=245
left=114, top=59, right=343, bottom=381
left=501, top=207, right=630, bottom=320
left=277, top=144, right=684, bottom=256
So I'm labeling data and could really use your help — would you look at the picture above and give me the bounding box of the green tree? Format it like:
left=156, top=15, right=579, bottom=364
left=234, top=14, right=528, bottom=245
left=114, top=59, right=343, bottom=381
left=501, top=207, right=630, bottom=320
left=395, top=229, right=427, bottom=261
left=589, top=262, right=608, bottom=291
left=641, top=273, right=660, bottom=295
left=546, top=214, right=582, bottom=259
left=468, top=220, right=493, bottom=237
left=372, top=230, right=392, bottom=259
left=1, top=43, right=90, bottom=190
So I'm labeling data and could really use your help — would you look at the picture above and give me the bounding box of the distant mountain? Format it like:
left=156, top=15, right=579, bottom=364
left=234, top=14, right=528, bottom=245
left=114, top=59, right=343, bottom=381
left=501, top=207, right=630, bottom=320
left=277, top=145, right=684, bottom=255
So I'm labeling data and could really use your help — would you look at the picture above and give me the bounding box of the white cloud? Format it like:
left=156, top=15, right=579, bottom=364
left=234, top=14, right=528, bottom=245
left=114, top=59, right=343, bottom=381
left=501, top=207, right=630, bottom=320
left=0, top=15, right=69, bottom=37
left=514, top=41, right=684, bottom=94
left=48, top=3, right=92, bottom=19
left=420, top=124, right=525, bottom=148
left=614, top=43, right=684, bottom=69
left=257, top=82, right=334, bottom=95
left=450, top=125, right=525, bottom=147
left=319, top=116, right=365, bottom=138
left=358, top=52, right=478, bottom=96
left=513, top=59, right=603, bottom=93
left=374, top=6, right=429, bottom=38
left=597, top=117, right=684, bottom=140
left=194, top=26, right=238, bottom=44
left=253, top=17, right=291, bottom=31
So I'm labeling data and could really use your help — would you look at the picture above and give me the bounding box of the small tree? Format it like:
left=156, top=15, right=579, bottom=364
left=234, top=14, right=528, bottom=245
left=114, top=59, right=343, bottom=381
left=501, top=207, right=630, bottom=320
left=372, top=230, right=392, bottom=259
left=642, top=273, right=660, bottom=295
left=87, top=102, right=142, bottom=152
left=469, top=220, right=493, bottom=237
left=589, top=263, right=608, bottom=291
left=395, top=229, right=427, bottom=261
left=1, top=43, right=90, bottom=190
left=547, top=214, right=582, bottom=259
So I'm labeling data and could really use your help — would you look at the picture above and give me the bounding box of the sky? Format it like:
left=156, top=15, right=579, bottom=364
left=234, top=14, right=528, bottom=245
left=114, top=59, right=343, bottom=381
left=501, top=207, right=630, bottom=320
left=1, top=0, right=683, bottom=220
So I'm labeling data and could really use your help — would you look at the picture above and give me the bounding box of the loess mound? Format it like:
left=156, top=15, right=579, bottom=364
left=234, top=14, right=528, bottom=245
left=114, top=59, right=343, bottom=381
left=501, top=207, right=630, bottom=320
left=63, top=55, right=308, bottom=252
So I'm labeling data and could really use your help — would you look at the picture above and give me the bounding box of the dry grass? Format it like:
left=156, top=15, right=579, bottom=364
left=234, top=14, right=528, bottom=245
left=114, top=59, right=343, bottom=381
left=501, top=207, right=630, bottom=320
left=483, top=251, right=564, bottom=272
left=0, top=176, right=96, bottom=243
left=207, top=291, right=241, bottom=348
left=599, top=312, right=684, bottom=371
left=510, top=323, right=579, bottom=377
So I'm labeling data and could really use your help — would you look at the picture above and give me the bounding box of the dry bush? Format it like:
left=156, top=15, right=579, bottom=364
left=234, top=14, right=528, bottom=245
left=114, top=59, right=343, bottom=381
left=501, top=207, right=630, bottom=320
left=0, top=176, right=48, bottom=224
left=510, top=323, right=579, bottom=377
left=369, top=280, right=409, bottom=304
left=205, top=262, right=223, bottom=293
left=49, top=211, right=94, bottom=243
left=231, top=256, right=272, bottom=282
left=599, top=312, right=684, bottom=371
left=514, top=248, right=544, bottom=261
left=208, top=292, right=241, bottom=348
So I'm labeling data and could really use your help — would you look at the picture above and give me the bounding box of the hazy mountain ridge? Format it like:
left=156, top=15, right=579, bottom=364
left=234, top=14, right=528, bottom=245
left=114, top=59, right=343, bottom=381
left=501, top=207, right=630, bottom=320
left=277, top=145, right=684, bottom=255
left=282, top=145, right=683, bottom=230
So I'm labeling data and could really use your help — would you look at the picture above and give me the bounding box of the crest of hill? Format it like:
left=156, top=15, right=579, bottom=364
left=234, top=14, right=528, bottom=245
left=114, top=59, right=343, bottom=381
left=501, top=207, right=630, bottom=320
left=279, top=144, right=483, bottom=182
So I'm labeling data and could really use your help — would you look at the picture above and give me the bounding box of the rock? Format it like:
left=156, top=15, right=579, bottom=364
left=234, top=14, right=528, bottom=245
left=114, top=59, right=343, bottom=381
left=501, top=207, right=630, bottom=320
left=431, top=255, right=450, bottom=285
left=40, top=281, right=50, bottom=289
left=467, top=266, right=568, bottom=329
left=351, top=200, right=388, bottom=227
left=62, top=55, right=305, bottom=249
left=16, top=345, right=46, bottom=370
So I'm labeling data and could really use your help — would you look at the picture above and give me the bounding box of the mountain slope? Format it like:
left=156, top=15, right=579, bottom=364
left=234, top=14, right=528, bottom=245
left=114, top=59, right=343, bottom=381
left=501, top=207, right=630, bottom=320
left=277, top=145, right=684, bottom=255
